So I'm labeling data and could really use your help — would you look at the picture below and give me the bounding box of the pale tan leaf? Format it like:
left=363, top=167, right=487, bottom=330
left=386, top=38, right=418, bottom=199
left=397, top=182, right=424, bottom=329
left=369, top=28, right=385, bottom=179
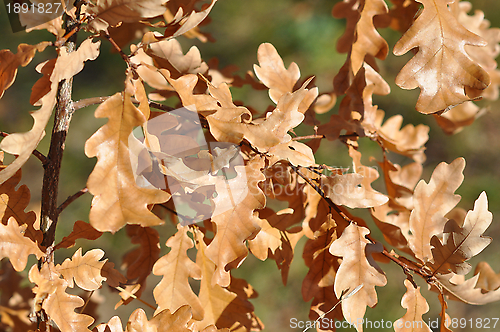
left=194, top=229, right=236, bottom=330
left=0, top=38, right=100, bottom=185
left=429, top=191, right=492, bottom=275
left=0, top=217, right=43, bottom=271
left=408, top=158, right=464, bottom=263
left=84, top=77, right=170, bottom=232
left=474, top=261, right=500, bottom=292
left=152, top=224, right=203, bottom=320
left=206, top=156, right=266, bottom=287
left=267, top=140, right=315, bottom=167
left=436, top=271, right=500, bottom=305
left=329, top=223, right=387, bottom=332
left=169, top=0, right=217, bottom=39
left=394, top=279, right=431, bottom=332
left=94, top=315, right=124, bottom=332
left=253, top=43, right=300, bottom=103
left=19, top=1, right=66, bottom=37
left=433, top=101, right=486, bottom=135
left=86, top=0, right=168, bottom=31
left=393, top=0, right=490, bottom=113
left=56, top=248, right=107, bottom=291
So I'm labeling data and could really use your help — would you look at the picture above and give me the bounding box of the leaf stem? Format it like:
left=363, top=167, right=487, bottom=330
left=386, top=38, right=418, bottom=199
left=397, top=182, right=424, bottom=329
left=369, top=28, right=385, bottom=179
left=57, top=187, right=89, bottom=214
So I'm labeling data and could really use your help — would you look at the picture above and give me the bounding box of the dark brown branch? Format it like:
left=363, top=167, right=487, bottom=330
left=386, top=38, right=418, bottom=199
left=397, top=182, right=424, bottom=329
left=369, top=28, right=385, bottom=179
left=57, top=187, right=88, bottom=214
left=0, top=131, right=47, bottom=164
left=40, top=12, right=79, bottom=251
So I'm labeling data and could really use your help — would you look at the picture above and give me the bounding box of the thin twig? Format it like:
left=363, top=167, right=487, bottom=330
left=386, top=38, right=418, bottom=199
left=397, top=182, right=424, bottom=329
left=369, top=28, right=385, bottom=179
left=57, top=187, right=88, bottom=214
left=72, top=96, right=110, bottom=111
left=103, top=30, right=132, bottom=67
left=0, top=131, right=47, bottom=164
left=292, top=134, right=325, bottom=141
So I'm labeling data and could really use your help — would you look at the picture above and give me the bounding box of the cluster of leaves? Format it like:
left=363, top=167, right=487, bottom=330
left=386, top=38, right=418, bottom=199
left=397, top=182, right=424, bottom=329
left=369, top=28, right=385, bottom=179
left=1, top=0, right=500, bottom=331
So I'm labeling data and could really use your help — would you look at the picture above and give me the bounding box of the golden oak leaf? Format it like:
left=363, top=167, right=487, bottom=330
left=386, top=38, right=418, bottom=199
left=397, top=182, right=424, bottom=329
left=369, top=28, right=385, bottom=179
left=146, top=39, right=208, bottom=79
left=321, top=146, right=387, bottom=209
left=474, top=262, right=500, bottom=292
left=407, top=158, right=464, bottom=263
left=55, top=248, right=107, bottom=291
left=29, top=264, right=94, bottom=332
left=393, top=0, right=490, bottom=114
left=152, top=224, right=203, bottom=320
left=433, top=101, right=486, bottom=135
left=194, top=229, right=236, bottom=331
left=329, top=223, right=387, bottom=332
left=129, top=307, right=191, bottom=332
left=84, top=78, right=170, bottom=233
left=165, top=0, right=217, bottom=39
left=18, top=0, right=66, bottom=36
left=394, top=280, right=431, bottom=332
left=371, top=203, right=411, bottom=254
left=247, top=213, right=282, bottom=261
left=429, top=192, right=492, bottom=275
left=94, top=315, right=125, bottom=332
left=372, top=110, right=429, bottom=163
left=253, top=43, right=300, bottom=103
left=267, top=141, right=315, bottom=167
left=350, top=0, right=389, bottom=74
left=435, top=271, right=500, bottom=305
left=0, top=217, right=43, bottom=271
left=205, top=156, right=266, bottom=287
left=0, top=38, right=100, bottom=185
left=86, top=0, right=168, bottom=31
left=0, top=42, right=50, bottom=99
left=54, top=220, right=103, bottom=250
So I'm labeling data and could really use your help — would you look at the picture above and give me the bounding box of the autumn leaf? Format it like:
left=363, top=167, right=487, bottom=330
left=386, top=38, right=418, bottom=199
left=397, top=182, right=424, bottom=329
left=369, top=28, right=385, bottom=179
left=329, top=223, right=387, bottom=332
left=84, top=76, right=171, bottom=233
left=394, top=279, right=431, bottom=332
left=474, top=261, right=500, bottom=292
left=0, top=42, right=50, bottom=99
left=407, top=158, right=464, bottom=263
left=54, top=220, right=103, bottom=250
left=153, top=224, right=204, bottom=320
left=166, top=0, right=218, bottom=39
left=253, top=43, right=300, bottom=103
left=86, top=0, right=168, bottom=31
left=0, top=217, right=44, bottom=271
left=429, top=192, right=492, bottom=275
left=435, top=271, right=500, bottom=305
left=393, top=0, right=490, bottom=114
left=194, top=228, right=236, bottom=330
left=55, top=248, right=107, bottom=291
left=205, top=156, right=266, bottom=287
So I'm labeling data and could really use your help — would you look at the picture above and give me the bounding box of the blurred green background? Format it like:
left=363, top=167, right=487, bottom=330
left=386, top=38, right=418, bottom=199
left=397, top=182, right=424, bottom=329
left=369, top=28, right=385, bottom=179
left=1, top=0, right=500, bottom=331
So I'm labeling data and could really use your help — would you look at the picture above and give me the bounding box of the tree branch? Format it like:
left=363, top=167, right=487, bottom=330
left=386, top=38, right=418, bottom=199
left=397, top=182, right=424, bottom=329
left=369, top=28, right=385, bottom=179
left=57, top=187, right=88, bottom=214
left=40, top=11, right=79, bottom=251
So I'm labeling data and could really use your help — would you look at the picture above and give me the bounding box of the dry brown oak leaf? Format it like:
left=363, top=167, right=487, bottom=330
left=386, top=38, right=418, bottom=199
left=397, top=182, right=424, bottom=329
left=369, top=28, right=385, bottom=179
left=153, top=224, right=204, bottom=320
left=55, top=248, right=107, bottom=291
left=407, top=157, right=464, bottom=263
left=394, top=279, right=431, bottom=332
left=429, top=191, right=492, bottom=275
left=329, top=223, right=387, bottom=332
left=84, top=78, right=170, bottom=233
left=393, top=0, right=490, bottom=114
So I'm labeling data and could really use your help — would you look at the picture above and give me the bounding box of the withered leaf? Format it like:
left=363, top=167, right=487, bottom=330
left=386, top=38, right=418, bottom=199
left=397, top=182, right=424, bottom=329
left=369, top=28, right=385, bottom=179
left=329, top=223, right=387, bottom=332
left=394, top=279, right=431, bottom=332
left=56, top=248, right=107, bottom=291
left=394, top=0, right=490, bottom=114
left=54, top=220, right=103, bottom=250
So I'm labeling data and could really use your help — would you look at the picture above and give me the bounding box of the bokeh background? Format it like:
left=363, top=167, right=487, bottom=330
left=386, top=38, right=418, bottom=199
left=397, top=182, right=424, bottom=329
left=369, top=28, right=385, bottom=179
left=1, top=1, right=500, bottom=331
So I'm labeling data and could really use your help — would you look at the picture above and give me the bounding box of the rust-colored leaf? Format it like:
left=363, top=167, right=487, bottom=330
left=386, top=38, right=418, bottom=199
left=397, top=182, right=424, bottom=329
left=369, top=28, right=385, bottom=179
left=393, top=0, right=490, bottom=114
left=54, top=220, right=103, bottom=250
left=0, top=42, right=50, bottom=99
